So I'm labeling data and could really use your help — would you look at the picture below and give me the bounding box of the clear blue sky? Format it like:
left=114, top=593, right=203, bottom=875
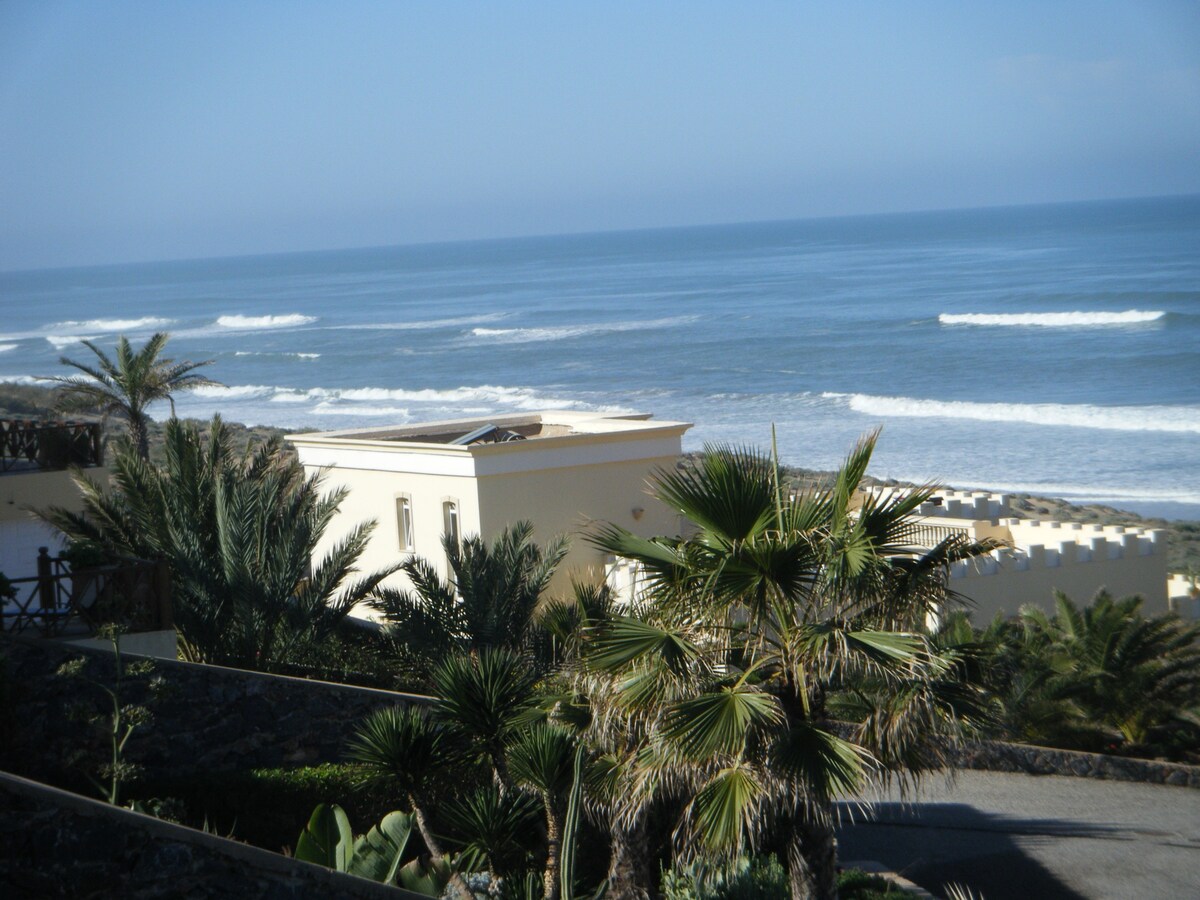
left=2, top=1, right=1197, bottom=270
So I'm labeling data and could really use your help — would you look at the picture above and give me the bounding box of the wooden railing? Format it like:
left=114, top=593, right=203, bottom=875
left=1, top=548, right=171, bottom=638
left=0, top=419, right=104, bottom=473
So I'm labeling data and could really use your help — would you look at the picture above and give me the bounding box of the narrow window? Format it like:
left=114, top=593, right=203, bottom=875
left=443, top=500, right=460, bottom=548
left=396, top=496, right=414, bottom=551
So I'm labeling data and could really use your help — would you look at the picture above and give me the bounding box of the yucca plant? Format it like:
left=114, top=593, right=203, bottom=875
left=346, top=706, right=476, bottom=900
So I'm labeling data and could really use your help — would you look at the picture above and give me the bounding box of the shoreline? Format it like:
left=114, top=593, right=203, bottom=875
left=3, top=382, right=1196, bottom=572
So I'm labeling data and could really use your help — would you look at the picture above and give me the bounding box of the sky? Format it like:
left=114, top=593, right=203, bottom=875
left=1, top=1, right=1198, bottom=271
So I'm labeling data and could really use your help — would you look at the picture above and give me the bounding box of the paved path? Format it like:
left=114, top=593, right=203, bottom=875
left=836, top=771, right=1200, bottom=899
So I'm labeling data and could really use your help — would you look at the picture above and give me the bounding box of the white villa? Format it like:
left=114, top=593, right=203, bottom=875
left=288, top=411, right=693, bottom=616
left=289, top=411, right=1183, bottom=624
left=863, top=487, right=1171, bottom=621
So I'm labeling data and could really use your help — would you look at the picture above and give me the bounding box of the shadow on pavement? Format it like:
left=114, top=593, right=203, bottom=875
left=835, top=801, right=1123, bottom=900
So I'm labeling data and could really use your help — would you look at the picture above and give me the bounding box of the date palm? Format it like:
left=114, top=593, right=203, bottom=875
left=40, top=416, right=397, bottom=670
left=587, top=431, right=997, bottom=900
left=52, top=332, right=218, bottom=460
left=371, top=522, right=569, bottom=683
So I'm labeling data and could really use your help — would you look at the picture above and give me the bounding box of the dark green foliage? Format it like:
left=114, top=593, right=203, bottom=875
left=40, top=416, right=398, bottom=671
left=371, top=522, right=569, bottom=684
left=127, top=763, right=390, bottom=851
left=661, top=858, right=910, bottom=900
left=52, top=332, right=218, bottom=460
left=965, top=591, right=1200, bottom=760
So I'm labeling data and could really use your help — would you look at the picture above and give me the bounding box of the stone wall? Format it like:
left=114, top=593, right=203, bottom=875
left=0, top=771, right=419, bottom=899
left=0, top=635, right=429, bottom=786
left=950, top=739, right=1200, bottom=788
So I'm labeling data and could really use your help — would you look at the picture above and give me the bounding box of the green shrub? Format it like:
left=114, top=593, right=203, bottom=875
left=661, top=858, right=912, bottom=900
left=129, top=763, right=400, bottom=851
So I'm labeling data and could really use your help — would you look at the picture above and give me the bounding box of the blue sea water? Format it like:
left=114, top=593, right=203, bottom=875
left=2, top=196, right=1199, bottom=518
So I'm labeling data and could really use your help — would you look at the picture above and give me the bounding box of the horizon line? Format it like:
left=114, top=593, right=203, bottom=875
left=4, top=189, right=1198, bottom=278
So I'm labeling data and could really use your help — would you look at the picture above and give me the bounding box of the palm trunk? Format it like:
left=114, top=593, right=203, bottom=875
left=543, top=799, right=563, bottom=900
left=130, top=414, right=150, bottom=461
left=785, top=814, right=839, bottom=900
left=410, top=794, right=474, bottom=900
left=603, top=819, right=651, bottom=900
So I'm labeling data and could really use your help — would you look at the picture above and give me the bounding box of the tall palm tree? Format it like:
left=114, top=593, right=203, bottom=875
left=586, top=432, right=997, bottom=900
left=52, top=332, right=219, bottom=460
left=41, top=416, right=398, bottom=670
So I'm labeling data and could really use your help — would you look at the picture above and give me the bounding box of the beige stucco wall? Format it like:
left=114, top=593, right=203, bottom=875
left=0, top=467, right=105, bottom=524
left=304, top=465, right=482, bottom=612
left=475, top=455, right=684, bottom=599
left=0, top=467, right=106, bottom=579
left=951, top=545, right=1169, bottom=622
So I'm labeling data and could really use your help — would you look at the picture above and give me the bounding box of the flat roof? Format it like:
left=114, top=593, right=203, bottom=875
left=287, top=410, right=692, bottom=447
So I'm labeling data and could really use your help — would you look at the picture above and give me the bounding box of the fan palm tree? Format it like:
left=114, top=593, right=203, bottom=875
left=52, top=332, right=219, bottom=460
left=371, top=522, right=569, bottom=683
left=585, top=431, right=998, bottom=900
left=40, top=416, right=398, bottom=670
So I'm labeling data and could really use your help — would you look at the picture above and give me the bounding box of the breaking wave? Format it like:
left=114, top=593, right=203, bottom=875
left=0, top=344, right=16, bottom=353
left=51, top=317, right=172, bottom=332
left=182, top=382, right=629, bottom=414
left=216, top=314, right=318, bottom=329
left=470, top=316, right=697, bottom=344
left=331, top=313, right=508, bottom=331
left=938, top=310, right=1164, bottom=327
left=823, top=392, right=1200, bottom=434
left=46, top=335, right=93, bottom=349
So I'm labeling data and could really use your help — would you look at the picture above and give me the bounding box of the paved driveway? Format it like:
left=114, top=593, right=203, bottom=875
left=836, top=771, right=1200, bottom=899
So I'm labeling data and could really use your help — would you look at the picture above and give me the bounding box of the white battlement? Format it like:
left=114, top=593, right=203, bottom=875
left=858, top=485, right=1168, bottom=617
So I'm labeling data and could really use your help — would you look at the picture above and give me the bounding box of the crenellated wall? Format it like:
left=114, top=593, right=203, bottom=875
left=858, top=487, right=1169, bottom=619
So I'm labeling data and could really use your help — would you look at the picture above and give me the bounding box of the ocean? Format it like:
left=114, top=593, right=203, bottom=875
left=2, top=195, right=1198, bottom=519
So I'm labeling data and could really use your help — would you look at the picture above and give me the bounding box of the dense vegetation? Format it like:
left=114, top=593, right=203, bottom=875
left=5, top=339, right=1198, bottom=900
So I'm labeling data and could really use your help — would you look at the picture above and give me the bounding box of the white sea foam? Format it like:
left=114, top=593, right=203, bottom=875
left=233, top=351, right=320, bottom=359
left=331, top=313, right=508, bottom=331
left=0, top=344, right=16, bottom=353
left=216, top=314, right=318, bottom=329
left=470, top=316, right=697, bottom=344
left=824, top=392, right=1200, bottom=434
left=191, top=384, right=278, bottom=400
left=938, top=310, right=1164, bottom=327
left=180, top=381, right=627, bottom=416
left=0, top=375, right=54, bottom=386
left=46, top=335, right=95, bottom=349
left=51, top=317, right=173, bottom=333
left=312, top=402, right=412, bottom=418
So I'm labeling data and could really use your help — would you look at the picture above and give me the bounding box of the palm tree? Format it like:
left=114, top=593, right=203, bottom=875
left=507, top=723, right=584, bottom=900
left=52, top=332, right=219, bottom=460
left=40, top=416, right=398, bottom=670
left=1019, top=591, right=1200, bottom=747
left=371, top=522, right=569, bottom=683
left=585, top=432, right=997, bottom=900
left=347, top=706, right=476, bottom=900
